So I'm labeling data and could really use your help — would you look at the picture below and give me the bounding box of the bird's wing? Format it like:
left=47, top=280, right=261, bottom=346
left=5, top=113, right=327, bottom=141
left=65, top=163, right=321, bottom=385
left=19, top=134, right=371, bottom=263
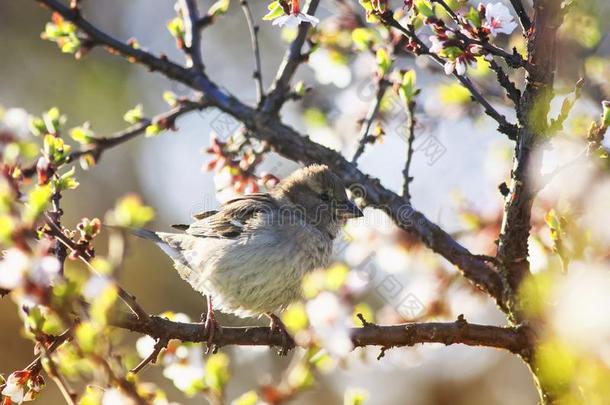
left=184, top=193, right=277, bottom=239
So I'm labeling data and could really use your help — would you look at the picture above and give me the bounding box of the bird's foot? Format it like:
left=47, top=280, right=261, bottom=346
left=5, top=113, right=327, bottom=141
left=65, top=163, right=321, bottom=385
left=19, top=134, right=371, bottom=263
left=267, top=313, right=295, bottom=356
left=200, top=311, right=219, bottom=353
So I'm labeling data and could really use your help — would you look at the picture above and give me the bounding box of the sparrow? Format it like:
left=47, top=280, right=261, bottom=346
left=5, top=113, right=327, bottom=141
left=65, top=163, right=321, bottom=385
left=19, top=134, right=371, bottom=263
left=132, top=164, right=363, bottom=353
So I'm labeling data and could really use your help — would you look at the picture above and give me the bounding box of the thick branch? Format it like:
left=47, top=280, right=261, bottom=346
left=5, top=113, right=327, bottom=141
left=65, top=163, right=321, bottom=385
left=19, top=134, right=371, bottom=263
left=111, top=312, right=526, bottom=354
left=497, top=0, right=563, bottom=309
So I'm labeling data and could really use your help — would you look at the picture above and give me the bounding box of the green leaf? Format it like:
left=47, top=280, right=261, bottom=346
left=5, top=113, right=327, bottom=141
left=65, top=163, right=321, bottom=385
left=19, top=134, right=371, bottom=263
left=0, top=215, right=15, bottom=245
left=375, top=48, right=392, bottom=76
left=263, top=1, right=285, bottom=21
left=123, top=104, right=144, bottom=124
left=344, top=388, right=369, bottom=405
left=167, top=17, right=185, bottom=39
left=208, top=0, right=230, bottom=16
left=163, top=91, right=178, bottom=107
left=352, top=28, right=376, bottom=51
left=89, top=282, right=118, bottom=325
left=281, top=302, right=308, bottom=333
left=414, top=0, right=434, bottom=18
left=56, top=167, right=80, bottom=191
left=231, top=391, right=258, bottom=405
left=439, top=83, right=471, bottom=105
left=23, top=184, right=53, bottom=223
left=80, top=386, right=104, bottom=405
left=75, top=322, right=98, bottom=353
left=105, top=194, right=155, bottom=227
left=399, top=70, right=418, bottom=104
left=69, top=124, right=94, bottom=144
left=464, top=6, right=481, bottom=27
left=43, top=134, right=71, bottom=164
left=205, top=353, right=230, bottom=395
left=145, top=123, right=162, bottom=137
left=294, top=81, right=306, bottom=96
left=42, top=107, right=65, bottom=135
left=602, top=100, right=610, bottom=127
left=29, top=116, right=47, bottom=136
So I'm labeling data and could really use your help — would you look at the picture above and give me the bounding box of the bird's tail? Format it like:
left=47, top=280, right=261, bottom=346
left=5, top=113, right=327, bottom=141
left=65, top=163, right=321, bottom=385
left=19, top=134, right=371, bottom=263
left=125, top=227, right=183, bottom=262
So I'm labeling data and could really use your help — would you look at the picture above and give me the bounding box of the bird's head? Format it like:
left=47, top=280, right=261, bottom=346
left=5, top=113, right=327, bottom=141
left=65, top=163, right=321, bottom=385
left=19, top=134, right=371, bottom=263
left=273, top=164, right=363, bottom=237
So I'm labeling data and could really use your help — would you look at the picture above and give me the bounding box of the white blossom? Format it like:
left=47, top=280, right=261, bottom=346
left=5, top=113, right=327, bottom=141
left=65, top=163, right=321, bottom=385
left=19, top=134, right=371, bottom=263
left=306, top=291, right=353, bottom=357
left=29, top=256, right=61, bottom=287
left=0, top=249, right=29, bottom=289
left=484, top=3, right=518, bottom=37
left=1, top=108, right=30, bottom=139
left=162, top=344, right=205, bottom=392
left=428, top=36, right=444, bottom=54
left=102, top=388, right=136, bottom=405
left=443, top=58, right=468, bottom=76
left=82, top=275, right=112, bottom=300
left=309, top=49, right=352, bottom=88
left=272, top=13, right=319, bottom=28
left=1, top=370, right=30, bottom=404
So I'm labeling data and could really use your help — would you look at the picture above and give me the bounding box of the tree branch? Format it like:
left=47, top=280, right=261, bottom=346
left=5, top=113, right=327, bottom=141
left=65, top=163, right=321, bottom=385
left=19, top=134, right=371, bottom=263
left=241, top=0, right=264, bottom=104
left=488, top=59, right=522, bottom=106
left=20, top=101, right=204, bottom=179
left=262, top=0, right=320, bottom=113
left=178, top=0, right=205, bottom=73
left=497, top=0, right=564, bottom=313
left=402, top=100, right=417, bottom=200
left=111, top=312, right=527, bottom=354
left=351, top=78, right=390, bottom=163
left=44, top=215, right=150, bottom=321
left=509, top=0, right=532, bottom=32
left=384, top=16, right=518, bottom=140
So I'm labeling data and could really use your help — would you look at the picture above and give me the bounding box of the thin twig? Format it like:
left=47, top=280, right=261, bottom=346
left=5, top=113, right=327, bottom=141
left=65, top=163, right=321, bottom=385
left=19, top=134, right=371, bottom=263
left=488, top=59, right=521, bottom=105
left=41, top=344, right=78, bottom=405
left=509, top=0, right=532, bottom=31
left=384, top=15, right=518, bottom=140
left=44, top=215, right=150, bottom=321
left=241, top=0, right=264, bottom=104
left=178, top=0, right=205, bottom=73
left=262, top=0, right=320, bottom=113
left=352, top=78, right=390, bottom=163
left=548, top=78, right=584, bottom=134
left=402, top=101, right=417, bottom=200
left=131, top=337, right=168, bottom=373
left=22, top=101, right=204, bottom=179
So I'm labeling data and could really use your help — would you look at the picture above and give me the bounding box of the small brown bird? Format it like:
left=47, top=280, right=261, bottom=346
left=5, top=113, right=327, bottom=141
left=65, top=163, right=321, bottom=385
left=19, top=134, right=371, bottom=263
left=133, top=164, right=363, bottom=353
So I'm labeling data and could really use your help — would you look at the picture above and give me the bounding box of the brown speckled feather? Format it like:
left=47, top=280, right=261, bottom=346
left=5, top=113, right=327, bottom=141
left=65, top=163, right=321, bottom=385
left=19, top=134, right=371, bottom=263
left=179, top=193, right=277, bottom=239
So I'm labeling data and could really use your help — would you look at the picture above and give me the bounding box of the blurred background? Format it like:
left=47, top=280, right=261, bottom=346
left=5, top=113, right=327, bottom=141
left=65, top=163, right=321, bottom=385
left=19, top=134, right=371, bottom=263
left=1, top=0, right=609, bottom=403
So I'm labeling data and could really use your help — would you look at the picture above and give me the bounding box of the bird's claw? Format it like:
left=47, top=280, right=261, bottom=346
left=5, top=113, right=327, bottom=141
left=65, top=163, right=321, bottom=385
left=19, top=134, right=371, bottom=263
left=268, top=313, right=294, bottom=356
left=201, top=312, right=219, bottom=353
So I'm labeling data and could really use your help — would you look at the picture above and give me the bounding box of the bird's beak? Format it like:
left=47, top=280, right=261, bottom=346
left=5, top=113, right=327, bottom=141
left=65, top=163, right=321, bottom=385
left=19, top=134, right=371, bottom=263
left=339, top=200, right=364, bottom=218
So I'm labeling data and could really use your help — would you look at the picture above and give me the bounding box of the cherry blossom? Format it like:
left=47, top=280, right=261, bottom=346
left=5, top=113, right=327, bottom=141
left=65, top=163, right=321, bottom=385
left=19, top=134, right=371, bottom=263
left=483, top=3, right=518, bottom=37
left=428, top=35, right=444, bottom=54
left=272, top=0, right=319, bottom=28
left=1, top=370, right=31, bottom=404
left=272, top=13, right=319, bottom=28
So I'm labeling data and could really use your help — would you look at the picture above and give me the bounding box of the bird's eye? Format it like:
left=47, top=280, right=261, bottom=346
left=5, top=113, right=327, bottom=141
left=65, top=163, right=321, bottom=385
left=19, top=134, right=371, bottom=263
left=319, top=192, right=331, bottom=202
